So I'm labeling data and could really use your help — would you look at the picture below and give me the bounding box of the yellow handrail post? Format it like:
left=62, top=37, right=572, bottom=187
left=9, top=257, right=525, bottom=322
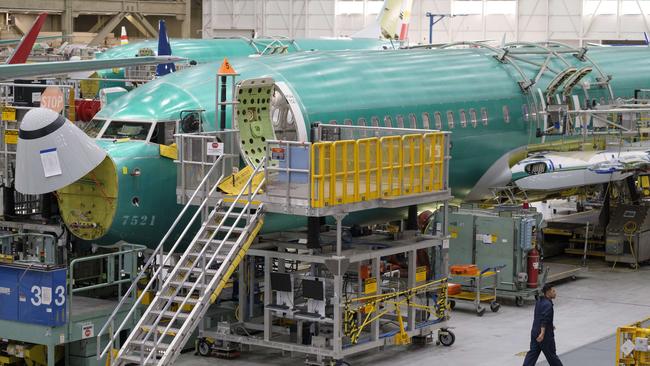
left=310, top=144, right=317, bottom=207
left=419, top=134, right=425, bottom=193
left=329, top=143, right=336, bottom=206
left=354, top=140, right=360, bottom=202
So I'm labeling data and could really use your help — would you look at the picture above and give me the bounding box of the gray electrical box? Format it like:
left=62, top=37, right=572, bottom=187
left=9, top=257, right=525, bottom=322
left=446, top=205, right=543, bottom=293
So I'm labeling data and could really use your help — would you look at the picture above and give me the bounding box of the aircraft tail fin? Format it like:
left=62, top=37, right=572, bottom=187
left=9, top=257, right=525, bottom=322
left=155, top=20, right=176, bottom=76
left=120, top=26, right=129, bottom=45
left=352, top=0, right=413, bottom=41
left=7, top=13, right=48, bottom=64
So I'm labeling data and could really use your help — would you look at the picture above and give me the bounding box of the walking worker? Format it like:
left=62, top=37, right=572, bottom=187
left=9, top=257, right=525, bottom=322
left=523, top=283, right=563, bottom=366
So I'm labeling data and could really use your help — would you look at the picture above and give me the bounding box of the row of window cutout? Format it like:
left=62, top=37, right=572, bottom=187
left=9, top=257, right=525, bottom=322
left=325, top=105, right=515, bottom=130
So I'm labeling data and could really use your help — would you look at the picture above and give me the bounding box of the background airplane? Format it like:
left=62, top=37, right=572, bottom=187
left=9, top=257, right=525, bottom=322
left=0, top=12, right=170, bottom=80
left=510, top=149, right=650, bottom=193
left=3, top=12, right=48, bottom=64
left=0, top=55, right=186, bottom=81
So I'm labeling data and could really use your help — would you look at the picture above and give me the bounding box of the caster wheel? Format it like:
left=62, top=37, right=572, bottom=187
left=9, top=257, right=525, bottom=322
left=449, top=300, right=456, bottom=310
left=198, top=339, right=211, bottom=357
left=438, top=330, right=455, bottom=347
left=515, top=296, right=524, bottom=307
left=477, top=307, right=486, bottom=317
left=490, top=301, right=501, bottom=313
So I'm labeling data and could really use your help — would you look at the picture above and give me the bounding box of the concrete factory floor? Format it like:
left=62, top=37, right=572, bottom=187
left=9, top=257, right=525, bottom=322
left=176, top=257, right=650, bottom=366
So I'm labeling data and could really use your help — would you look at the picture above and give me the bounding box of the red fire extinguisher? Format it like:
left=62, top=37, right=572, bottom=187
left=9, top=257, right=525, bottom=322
left=527, top=247, right=540, bottom=288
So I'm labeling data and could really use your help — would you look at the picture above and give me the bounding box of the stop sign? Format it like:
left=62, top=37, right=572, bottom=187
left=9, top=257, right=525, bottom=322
left=40, top=86, right=65, bottom=113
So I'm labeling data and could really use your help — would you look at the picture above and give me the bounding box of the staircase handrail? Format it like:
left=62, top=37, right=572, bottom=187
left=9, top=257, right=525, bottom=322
left=134, top=157, right=266, bottom=365
left=97, top=153, right=227, bottom=360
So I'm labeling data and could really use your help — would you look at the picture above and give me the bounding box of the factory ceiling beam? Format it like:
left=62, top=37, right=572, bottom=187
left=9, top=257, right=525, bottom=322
left=182, top=0, right=190, bottom=38
left=11, top=16, right=32, bottom=35
left=583, top=0, right=603, bottom=37
left=0, top=1, right=188, bottom=17
left=87, top=11, right=126, bottom=46
left=88, top=15, right=109, bottom=33
left=126, top=13, right=157, bottom=38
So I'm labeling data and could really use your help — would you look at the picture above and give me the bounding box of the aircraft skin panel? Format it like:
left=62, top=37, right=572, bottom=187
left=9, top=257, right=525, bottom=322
left=586, top=47, right=650, bottom=97
left=94, top=37, right=391, bottom=87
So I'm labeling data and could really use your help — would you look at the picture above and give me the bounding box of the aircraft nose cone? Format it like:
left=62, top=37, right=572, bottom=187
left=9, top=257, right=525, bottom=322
left=15, top=107, right=107, bottom=194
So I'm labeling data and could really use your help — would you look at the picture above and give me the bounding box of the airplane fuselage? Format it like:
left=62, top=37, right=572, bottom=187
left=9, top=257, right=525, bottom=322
left=67, top=46, right=650, bottom=248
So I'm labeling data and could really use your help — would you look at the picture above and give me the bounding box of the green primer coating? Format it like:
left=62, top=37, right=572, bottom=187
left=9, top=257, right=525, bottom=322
left=237, top=79, right=275, bottom=165
left=93, top=38, right=390, bottom=89
left=90, top=46, right=650, bottom=246
left=91, top=140, right=180, bottom=246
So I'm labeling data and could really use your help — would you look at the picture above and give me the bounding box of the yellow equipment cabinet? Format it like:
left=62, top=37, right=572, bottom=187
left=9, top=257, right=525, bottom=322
left=617, top=317, right=650, bottom=365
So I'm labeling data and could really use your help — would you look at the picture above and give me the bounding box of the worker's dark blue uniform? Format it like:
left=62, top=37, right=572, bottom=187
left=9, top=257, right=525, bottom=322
left=522, top=297, right=563, bottom=366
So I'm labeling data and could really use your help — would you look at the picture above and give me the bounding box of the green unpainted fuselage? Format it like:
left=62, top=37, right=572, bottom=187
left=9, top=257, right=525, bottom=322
left=83, top=46, right=650, bottom=248
left=92, top=38, right=392, bottom=91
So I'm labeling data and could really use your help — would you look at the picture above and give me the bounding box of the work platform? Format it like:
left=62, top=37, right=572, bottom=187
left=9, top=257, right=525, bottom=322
left=97, top=119, right=453, bottom=366
left=176, top=123, right=451, bottom=216
left=201, top=230, right=452, bottom=363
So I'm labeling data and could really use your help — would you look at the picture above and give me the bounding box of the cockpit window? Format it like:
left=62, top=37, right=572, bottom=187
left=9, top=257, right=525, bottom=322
left=100, top=121, right=152, bottom=140
left=84, top=118, right=106, bottom=138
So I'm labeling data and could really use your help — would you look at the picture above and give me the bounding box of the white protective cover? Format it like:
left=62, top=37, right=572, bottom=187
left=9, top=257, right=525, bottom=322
left=15, top=108, right=106, bottom=194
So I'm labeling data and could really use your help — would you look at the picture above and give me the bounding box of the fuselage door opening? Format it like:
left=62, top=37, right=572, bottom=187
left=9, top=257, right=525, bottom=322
left=234, top=78, right=307, bottom=167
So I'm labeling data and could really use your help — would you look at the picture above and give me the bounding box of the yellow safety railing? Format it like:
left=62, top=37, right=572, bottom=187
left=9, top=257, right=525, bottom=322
left=310, top=132, right=446, bottom=208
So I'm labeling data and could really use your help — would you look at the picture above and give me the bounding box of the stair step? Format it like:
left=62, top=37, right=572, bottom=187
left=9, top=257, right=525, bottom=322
left=169, top=280, right=211, bottom=290
left=131, top=339, right=171, bottom=350
left=157, top=295, right=200, bottom=305
left=140, top=325, right=181, bottom=336
left=177, top=266, right=218, bottom=275
left=196, top=238, right=239, bottom=246
left=120, top=353, right=159, bottom=365
left=186, top=251, right=227, bottom=261
left=149, top=310, right=190, bottom=319
left=205, top=224, right=246, bottom=233
left=211, top=210, right=248, bottom=219
left=220, top=199, right=262, bottom=209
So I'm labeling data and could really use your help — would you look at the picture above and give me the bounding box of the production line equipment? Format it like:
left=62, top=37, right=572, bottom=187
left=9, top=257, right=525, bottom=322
left=617, top=317, right=650, bottom=365
left=428, top=204, right=582, bottom=307
left=193, top=230, right=456, bottom=366
left=94, top=109, right=454, bottom=366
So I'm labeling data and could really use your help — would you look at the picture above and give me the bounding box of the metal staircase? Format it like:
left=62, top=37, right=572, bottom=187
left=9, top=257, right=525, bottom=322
left=97, top=156, right=266, bottom=366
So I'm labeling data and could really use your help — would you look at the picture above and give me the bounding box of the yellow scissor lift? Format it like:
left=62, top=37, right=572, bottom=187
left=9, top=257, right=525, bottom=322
left=183, top=123, right=455, bottom=366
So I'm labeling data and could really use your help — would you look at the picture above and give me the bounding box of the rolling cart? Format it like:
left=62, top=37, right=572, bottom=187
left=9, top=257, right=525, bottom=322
left=448, top=267, right=501, bottom=316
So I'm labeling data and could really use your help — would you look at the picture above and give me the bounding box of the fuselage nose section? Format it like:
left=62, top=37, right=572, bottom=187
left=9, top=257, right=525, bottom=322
left=59, top=139, right=179, bottom=245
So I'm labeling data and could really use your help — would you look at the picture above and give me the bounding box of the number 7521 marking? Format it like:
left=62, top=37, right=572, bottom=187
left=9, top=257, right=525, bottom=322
left=121, top=215, right=156, bottom=226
